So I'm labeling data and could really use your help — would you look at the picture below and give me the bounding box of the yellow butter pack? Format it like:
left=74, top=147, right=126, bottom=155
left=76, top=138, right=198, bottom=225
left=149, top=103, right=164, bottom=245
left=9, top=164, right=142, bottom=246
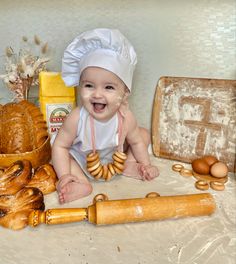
left=39, top=71, right=76, bottom=137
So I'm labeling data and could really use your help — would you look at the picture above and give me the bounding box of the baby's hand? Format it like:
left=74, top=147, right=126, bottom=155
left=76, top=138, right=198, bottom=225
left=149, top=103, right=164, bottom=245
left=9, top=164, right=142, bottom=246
left=56, top=174, right=80, bottom=204
left=139, top=164, right=159, bottom=181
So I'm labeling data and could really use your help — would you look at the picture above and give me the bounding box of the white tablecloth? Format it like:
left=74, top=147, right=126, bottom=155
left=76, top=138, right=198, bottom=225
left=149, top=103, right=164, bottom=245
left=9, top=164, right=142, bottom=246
left=1, top=156, right=235, bottom=264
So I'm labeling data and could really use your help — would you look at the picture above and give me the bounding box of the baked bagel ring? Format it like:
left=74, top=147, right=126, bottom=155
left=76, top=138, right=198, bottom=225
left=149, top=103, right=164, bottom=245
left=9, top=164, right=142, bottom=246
left=210, top=181, right=225, bottom=191
left=108, top=163, right=116, bottom=176
left=172, top=164, right=184, bottom=172
left=112, top=153, right=125, bottom=163
left=90, top=164, right=103, bottom=177
left=102, top=165, right=108, bottom=179
left=113, top=160, right=124, bottom=171
left=113, top=151, right=127, bottom=161
left=87, top=161, right=101, bottom=172
left=195, top=180, right=209, bottom=191
left=86, top=152, right=99, bottom=162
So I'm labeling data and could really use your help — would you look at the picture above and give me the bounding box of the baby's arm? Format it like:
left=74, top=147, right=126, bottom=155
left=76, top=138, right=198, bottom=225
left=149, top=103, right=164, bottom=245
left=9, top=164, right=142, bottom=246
left=52, top=107, right=80, bottom=178
left=52, top=108, right=89, bottom=203
left=125, top=111, right=150, bottom=165
left=125, top=110, right=159, bottom=180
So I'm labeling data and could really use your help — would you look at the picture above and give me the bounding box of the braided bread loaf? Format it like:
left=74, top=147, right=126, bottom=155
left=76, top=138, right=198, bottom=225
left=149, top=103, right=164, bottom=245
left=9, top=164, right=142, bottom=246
left=0, top=100, right=48, bottom=154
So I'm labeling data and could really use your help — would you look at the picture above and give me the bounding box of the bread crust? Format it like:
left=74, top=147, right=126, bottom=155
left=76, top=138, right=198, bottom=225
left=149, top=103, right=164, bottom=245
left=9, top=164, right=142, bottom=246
left=0, top=100, right=48, bottom=154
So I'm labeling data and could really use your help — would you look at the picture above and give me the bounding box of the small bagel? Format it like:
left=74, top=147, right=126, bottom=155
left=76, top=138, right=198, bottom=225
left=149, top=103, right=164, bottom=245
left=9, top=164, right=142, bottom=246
left=93, top=193, right=108, bottom=203
left=87, top=161, right=101, bottom=172
left=108, top=163, right=116, bottom=175
left=94, top=167, right=104, bottom=180
left=146, top=192, right=160, bottom=198
left=86, top=152, right=99, bottom=162
left=210, top=181, right=225, bottom=191
left=90, top=164, right=103, bottom=177
left=112, top=153, right=125, bottom=163
left=195, top=180, right=209, bottom=191
left=113, top=160, right=124, bottom=171
left=172, top=164, right=184, bottom=172
left=106, top=170, right=112, bottom=181
left=102, top=165, right=108, bottom=179
left=87, top=158, right=100, bottom=168
left=114, top=151, right=127, bottom=161
left=113, top=164, right=123, bottom=174
left=180, top=168, right=193, bottom=177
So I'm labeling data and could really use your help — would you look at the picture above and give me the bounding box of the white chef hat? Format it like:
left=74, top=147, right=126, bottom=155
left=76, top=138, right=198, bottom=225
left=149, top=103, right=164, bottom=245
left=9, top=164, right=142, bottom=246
left=62, top=28, right=137, bottom=92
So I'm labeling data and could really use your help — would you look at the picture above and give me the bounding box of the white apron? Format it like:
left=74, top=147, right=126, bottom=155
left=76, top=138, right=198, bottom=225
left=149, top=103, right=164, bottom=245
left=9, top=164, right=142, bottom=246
left=69, top=107, right=120, bottom=178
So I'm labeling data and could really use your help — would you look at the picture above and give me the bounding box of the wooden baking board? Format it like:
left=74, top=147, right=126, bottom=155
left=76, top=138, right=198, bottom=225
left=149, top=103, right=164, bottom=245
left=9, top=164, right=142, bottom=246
left=151, top=76, right=236, bottom=172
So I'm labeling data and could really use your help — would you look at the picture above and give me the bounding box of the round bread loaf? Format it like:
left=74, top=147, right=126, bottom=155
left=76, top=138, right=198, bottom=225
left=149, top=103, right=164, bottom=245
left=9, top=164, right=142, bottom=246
left=0, top=100, right=48, bottom=154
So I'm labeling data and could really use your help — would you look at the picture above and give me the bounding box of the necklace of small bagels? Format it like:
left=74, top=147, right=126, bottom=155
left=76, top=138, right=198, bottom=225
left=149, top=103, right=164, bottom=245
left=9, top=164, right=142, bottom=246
left=86, top=112, right=127, bottom=181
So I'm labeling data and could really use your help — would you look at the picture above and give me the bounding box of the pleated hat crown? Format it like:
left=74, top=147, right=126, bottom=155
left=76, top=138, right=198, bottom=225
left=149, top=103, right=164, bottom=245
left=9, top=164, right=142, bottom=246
left=62, top=28, right=137, bottom=91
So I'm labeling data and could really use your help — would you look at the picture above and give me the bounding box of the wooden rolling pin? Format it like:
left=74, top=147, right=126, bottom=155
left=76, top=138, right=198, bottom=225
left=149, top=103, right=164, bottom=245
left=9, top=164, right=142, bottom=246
left=28, top=192, right=216, bottom=227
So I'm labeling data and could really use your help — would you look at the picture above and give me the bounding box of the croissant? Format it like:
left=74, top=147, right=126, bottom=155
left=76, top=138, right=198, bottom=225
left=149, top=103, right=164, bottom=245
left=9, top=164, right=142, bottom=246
left=27, top=164, right=58, bottom=194
left=0, top=187, right=45, bottom=230
left=0, top=160, right=32, bottom=195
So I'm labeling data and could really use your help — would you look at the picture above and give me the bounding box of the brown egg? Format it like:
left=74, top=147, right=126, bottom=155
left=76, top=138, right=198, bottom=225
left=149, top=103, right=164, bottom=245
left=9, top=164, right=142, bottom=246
left=202, top=155, right=218, bottom=166
left=210, top=161, right=228, bottom=178
left=192, top=158, right=210, bottom=175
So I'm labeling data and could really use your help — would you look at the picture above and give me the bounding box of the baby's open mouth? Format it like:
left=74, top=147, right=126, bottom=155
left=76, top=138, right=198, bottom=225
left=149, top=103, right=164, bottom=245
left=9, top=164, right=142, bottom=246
left=92, top=103, right=106, bottom=112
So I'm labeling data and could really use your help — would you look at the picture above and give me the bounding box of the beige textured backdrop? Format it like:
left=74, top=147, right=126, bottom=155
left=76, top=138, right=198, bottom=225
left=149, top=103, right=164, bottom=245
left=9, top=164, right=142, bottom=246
left=0, top=0, right=235, bottom=129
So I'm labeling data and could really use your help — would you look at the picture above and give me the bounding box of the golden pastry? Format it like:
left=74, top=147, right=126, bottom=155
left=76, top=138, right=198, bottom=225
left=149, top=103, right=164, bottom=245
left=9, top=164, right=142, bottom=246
left=0, top=187, right=44, bottom=230
left=210, top=181, right=225, bottom=191
left=0, top=160, right=32, bottom=195
left=180, top=168, right=193, bottom=177
left=27, top=164, right=57, bottom=195
left=195, top=180, right=209, bottom=191
left=172, top=164, right=184, bottom=172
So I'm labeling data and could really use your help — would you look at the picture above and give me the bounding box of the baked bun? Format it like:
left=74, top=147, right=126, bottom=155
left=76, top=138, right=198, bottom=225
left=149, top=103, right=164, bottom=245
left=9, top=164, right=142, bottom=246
left=0, top=160, right=57, bottom=230
left=0, top=187, right=44, bottom=230
left=27, top=164, right=58, bottom=194
left=0, top=100, right=48, bottom=154
left=0, top=160, right=32, bottom=195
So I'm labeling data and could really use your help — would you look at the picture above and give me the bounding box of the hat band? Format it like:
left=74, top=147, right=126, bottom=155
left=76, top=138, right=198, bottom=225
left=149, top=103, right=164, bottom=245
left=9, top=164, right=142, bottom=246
left=80, top=49, right=134, bottom=91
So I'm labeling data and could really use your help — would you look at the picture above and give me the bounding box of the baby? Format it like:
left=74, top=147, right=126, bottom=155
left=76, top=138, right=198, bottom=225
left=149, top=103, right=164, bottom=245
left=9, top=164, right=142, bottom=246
left=52, top=28, right=159, bottom=204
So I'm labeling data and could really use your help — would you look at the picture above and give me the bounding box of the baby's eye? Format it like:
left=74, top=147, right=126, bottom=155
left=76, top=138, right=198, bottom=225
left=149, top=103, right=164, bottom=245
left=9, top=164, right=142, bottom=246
left=105, top=85, right=115, bottom=90
left=84, top=83, right=93, bottom=88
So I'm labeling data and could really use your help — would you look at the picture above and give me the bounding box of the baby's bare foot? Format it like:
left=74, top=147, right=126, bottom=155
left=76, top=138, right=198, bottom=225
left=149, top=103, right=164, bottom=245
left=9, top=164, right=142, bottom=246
left=58, top=192, right=65, bottom=204
left=59, top=182, right=92, bottom=203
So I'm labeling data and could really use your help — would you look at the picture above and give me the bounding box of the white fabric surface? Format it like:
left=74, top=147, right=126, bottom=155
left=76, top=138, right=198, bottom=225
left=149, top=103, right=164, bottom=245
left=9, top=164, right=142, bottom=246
left=1, top=156, right=235, bottom=264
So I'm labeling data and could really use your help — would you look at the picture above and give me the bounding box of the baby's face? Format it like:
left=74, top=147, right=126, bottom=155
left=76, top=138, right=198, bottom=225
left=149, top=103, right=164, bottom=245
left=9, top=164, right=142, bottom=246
left=79, top=67, right=128, bottom=122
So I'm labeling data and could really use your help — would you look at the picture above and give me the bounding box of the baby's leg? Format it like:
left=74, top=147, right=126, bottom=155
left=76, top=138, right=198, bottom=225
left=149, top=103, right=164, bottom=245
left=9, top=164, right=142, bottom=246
left=123, top=127, right=150, bottom=179
left=58, top=157, right=92, bottom=203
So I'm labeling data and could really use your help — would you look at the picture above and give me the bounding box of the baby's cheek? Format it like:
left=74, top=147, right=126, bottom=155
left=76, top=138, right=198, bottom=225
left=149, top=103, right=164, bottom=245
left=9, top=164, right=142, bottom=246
left=80, top=89, right=92, bottom=100
left=113, top=95, right=123, bottom=106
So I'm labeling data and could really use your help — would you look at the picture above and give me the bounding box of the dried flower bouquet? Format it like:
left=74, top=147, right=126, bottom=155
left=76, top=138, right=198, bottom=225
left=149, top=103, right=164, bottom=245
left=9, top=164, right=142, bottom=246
left=0, top=35, right=50, bottom=102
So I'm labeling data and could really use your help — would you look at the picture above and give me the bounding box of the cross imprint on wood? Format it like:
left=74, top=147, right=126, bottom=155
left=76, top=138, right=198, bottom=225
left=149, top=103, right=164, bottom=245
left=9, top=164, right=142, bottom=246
left=179, top=96, right=223, bottom=155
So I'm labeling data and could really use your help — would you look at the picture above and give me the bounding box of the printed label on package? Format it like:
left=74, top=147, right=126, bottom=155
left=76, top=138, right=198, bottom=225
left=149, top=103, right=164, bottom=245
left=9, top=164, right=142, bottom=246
left=46, top=103, right=73, bottom=135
